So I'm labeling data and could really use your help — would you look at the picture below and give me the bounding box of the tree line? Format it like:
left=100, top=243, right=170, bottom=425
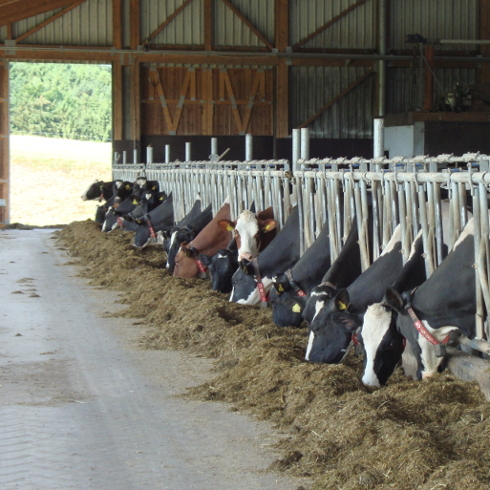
left=10, top=62, right=112, bottom=142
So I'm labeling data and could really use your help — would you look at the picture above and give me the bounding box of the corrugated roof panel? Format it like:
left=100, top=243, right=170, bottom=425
left=214, top=0, right=274, bottom=48
left=142, top=0, right=203, bottom=47
left=290, top=0, right=376, bottom=50
left=291, top=65, right=375, bottom=138
left=14, top=0, right=112, bottom=46
left=390, top=0, right=478, bottom=51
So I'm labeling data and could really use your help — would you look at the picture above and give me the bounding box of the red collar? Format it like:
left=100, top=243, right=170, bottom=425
left=251, top=259, right=268, bottom=304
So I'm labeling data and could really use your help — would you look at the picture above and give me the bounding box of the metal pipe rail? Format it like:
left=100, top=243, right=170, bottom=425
left=113, top=155, right=490, bottom=340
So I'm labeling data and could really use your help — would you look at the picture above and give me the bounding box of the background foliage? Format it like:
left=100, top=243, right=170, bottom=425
left=10, top=62, right=112, bottom=142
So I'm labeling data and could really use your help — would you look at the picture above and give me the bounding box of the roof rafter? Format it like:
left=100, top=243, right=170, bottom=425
left=0, top=0, right=79, bottom=26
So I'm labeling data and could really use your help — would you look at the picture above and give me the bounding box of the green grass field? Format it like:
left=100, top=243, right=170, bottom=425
left=10, top=135, right=113, bottom=226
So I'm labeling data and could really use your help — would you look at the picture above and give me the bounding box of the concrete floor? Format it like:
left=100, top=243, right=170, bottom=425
left=0, top=229, right=305, bottom=490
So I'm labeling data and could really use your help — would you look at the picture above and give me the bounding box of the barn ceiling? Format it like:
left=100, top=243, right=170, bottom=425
left=0, top=0, right=76, bottom=26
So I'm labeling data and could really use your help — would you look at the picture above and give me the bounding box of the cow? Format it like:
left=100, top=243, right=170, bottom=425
left=166, top=203, right=213, bottom=273
left=218, top=207, right=277, bottom=262
left=359, top=231, right=427, bottom=387
left=81, top=180, right=116, bottom=202
left=102, top=194, right=141, bottom=232
left=133, top=177, right=160, bottom=196
left=133, top=193, right=174, bottom=248
left=305, top=225, right=404, bottom=365
left=199, top=239, right=238, bottom=294
left=229, top=206, right=301, bottom=305
left=173, top=201, right=233, bottom=278
left=268, top=219, right=332, bottom=327
left=364, top=218, right=478, bottom=383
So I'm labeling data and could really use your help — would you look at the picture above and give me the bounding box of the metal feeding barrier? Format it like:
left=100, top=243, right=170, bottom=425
left=113, top=151, right=490, bottom=343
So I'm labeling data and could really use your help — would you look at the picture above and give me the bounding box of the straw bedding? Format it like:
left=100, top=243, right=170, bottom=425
left=56, top=220, right=490, bottom=490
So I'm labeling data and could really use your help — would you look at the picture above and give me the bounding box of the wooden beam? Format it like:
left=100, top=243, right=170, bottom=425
left=145, top=0, right=194, bottom=45
left=221, top=0, right=274, bottom=51
left=275, top=61, right=289, bottom=137
left=129, top=0, right=140, bottom=50
left=14, top=0, right=85, bottom=43
left=275, top=0, right=288, bottom=51
left=0, top=0, right=78, bottom=26
left=294, top=0, right=368, bottom=48
left=203, top=0, right=213, bottom=51
left=113, top=0, right=122, bottom=50
left=299, top=68, right=373, bottom=128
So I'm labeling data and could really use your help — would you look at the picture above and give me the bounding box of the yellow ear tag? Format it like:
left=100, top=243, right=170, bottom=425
left=132, top=199, right=138, bottom=205
left=278, top=284, right=284, bottom=292
left=338, top=301, right=348, bottom=311
left=292, top=303, right=301, bottom=313
left=159, top=196, right=164, bottom=200
left=125, top=184, right=131, bottom=190
left=226, top=224, right=234, bottom=231
left=152, top=186, right=156, bottom=190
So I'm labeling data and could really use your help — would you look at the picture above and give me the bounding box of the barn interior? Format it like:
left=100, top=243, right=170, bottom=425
left=2, top=0, right=490, bottom=225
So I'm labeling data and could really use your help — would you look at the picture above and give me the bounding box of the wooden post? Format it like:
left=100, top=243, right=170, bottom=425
left=0, top=61, right=9, bottom=227
left=129, top=0, right=140, bottom=50
left=113, top=60, right=123, bottom=141
left=275, top=0, right=289, bottom=138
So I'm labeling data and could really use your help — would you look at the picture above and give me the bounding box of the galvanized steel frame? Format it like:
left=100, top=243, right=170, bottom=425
left=113, top=151, right=490, bottom=339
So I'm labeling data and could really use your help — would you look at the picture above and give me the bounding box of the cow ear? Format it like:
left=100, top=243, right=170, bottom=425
left=199, top=254, right=213, bottom=267
left=334, top=288, right=350, bottom=311
left=218, top=219, right=235, bottom=232
left=239, top=260, right=254, bottom=275
left=261, top=219, right=277, bottom=233
left=272, top=273, right=288, bottom=293
left=384, top=287, right=405, bottom=314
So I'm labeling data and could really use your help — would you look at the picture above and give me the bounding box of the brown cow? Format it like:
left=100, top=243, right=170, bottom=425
left=218, top=207, right=277, bottom=262
left=173, top=202, right=233, bottom=278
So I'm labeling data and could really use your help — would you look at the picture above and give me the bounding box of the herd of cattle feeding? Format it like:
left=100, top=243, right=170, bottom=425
left=82, top=176, right=481, bottom=390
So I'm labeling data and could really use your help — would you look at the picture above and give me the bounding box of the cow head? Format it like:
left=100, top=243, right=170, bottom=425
left=166, top=227, right=197, bottom=272
left=199, top=247, right=238, bottom=294
left=81, top=180, right=100, bottom=201
left=383, top=287, right=458, bottom=380
left=219, top=210, right=276, bottom=262
left=359, top=302, right=405, bottom=387
left=229, top=261, right=272, bottom=305
left=173, top=243, right=206, bottom=278
left=269, top=272, right=306, bottom=327
left=305, top=288, right=361, bottom=364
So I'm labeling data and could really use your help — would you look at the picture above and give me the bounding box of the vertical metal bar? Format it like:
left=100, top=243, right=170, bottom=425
left=292, top=129, right=300, bottom=173
left=165, top=145, right=171, bottom=163
left=245, top=134, right=253, bottom=161
left=300, top=128, right=310, bottom=160
left=185, top=142, right=191, bottom=162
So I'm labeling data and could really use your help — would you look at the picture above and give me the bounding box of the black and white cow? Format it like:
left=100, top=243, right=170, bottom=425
left=133, top=193, right=174, bottom=248
left=359, top=231, right=427, bottom=387
left=268, top=220, right=332, bottom=327
left=305, top=225, right=404, bottom=365
left=229, top=206, right=300, bottom=305
left=165, top=203, right=213, bottom=272
left=199, top=239, right=238, bottom=294
left=81, top=180, right=116, bottom=202
left=363, top=218, right=477, bottom=383
left=102, top=194, right=141, bottom=232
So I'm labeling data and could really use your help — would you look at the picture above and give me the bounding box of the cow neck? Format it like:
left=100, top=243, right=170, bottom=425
left=251, top=258, right=268, bottom=304
left=285, top=269, right=306, bottom=297
left=404, top=288, right=450, bottom=349
left=143, top=215, right=157, bottom=239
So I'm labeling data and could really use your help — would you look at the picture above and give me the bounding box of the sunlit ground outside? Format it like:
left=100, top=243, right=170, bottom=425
left=10, top=135, right=112, bottom=226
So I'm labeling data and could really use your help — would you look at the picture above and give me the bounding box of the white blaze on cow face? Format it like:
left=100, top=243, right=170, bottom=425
left=235, top=210, right=261, bottom=261
left=166, top=230, right=179, bottom=269
left=305, top=300, right=325, bottom=361
left=361, top=304, right=392, bottom=387
left=418, top=322, right=458, bottom=379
